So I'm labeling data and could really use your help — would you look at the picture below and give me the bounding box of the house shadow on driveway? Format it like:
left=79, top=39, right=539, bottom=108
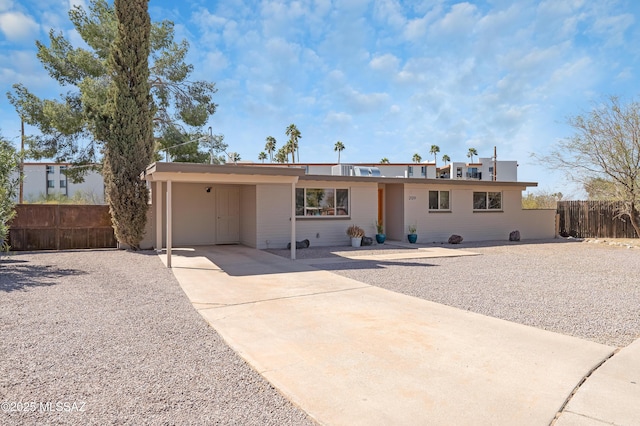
left=161, top=244, right=463, bottom=277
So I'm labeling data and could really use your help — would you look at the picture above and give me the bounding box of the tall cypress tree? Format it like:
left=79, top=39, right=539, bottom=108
left=102, top=0, right=153, bottom=249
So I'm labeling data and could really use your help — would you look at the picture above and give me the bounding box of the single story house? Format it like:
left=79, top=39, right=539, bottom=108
left=142, top=162, right=555, bottom=263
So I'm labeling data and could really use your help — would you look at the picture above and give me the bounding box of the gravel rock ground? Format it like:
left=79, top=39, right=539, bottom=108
left=271, top=239, right=640, bottom=348
left=0, top=250, right=315, bottom=426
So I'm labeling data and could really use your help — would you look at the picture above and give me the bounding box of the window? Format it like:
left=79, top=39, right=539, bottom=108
left=46, top=165, right=54, bottom=174
left=466, top=167, right=481, bottom=179
left=429, top=191, right=450, bottom=210
left=408, top=166, right=414, bottom=177
left=296, top=188, right=349, bottom=217
left=420, top=166, right=426, bottom=177
left=47, top=180, right=55, bottom=188
left=473, top=191, right=502, bottom=210
left=60, top=180, right=67, bottom=188
left=456, top=167, right=463, bottom=178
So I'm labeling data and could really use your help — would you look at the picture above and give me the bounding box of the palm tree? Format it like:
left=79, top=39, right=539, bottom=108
left=429, top=145, right=440, bottom=166
left=258, top=152, right=267, bottom=163
left=467, top=147, right=478, bottom=163
left=285, top=140, right=295, bottom=163
left=442, top=154, right=450, bottom=165
left=285, top=124, right=301, bottom=163
left=380, top=157, right=390, bottom=163
left=412, top=153, right=422, bottom=163
left=264, top=136, right=276, bottom=162
left=334, top=141, right=345, bottom=163
left=228, top=152, right=241, bottom=164
left=275, top=147, right=288, bottom=163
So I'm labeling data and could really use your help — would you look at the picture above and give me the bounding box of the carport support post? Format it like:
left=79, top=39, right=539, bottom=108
left=166, top=180, right=172, bottom=268
left=155, top=181, right=162, bottom=251
left=291, top=182, right=296, bottom=260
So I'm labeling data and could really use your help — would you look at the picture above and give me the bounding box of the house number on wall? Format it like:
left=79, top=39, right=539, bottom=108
left=409, top=196, right=417, bottom=201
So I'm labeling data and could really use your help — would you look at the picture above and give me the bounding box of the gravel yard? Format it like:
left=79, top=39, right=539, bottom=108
left=271, top=239, right=640, bottom=348
left=0, top=250, right=315, bottom=425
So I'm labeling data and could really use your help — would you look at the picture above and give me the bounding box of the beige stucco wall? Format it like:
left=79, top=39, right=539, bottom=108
left=403, top=183, right=555, bottom=242
left=170, top=182, right=216, bottom=246
left=255, top=180, right=379, bottom=249
left=295, top=180, right=379, bottom=248
left=240, top=185, right=257, bottom=247
left=150, top=182, right=257, bottom=249
left=256, top=184, right=292, bottom=249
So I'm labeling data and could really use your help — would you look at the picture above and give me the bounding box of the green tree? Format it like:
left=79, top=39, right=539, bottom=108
left=540, top=95, right=640, bottom=236
left=334, top=141, right=345, bottom=163
left=285, top=124, right=301, bottom=163
left=521, top=191, right=563, bottom=209
left=442, top=154, right=451, bottom=164
left=584, top=177, right=618, bottom=200
left=156, top=126, right=210, bottom=163
left=412, top=153, right=422, bottom=163
left=264, top=136, right=276, bottom=162
left=429, top=145, right=440, bottom=165
left=200, top=133, right=228, bottom=164
left=228, top=152, right=241, bottom=164
left=0, top=136, right=21, bottom=252
left=7, top=0, right=217, bottom=176
left=467, top=148, right=478, bottom=163
left=258, top=152, right=267, bottom=163
left=380, top=157, right=390, bottom=163
left=99, top=0, right=154, bottom=250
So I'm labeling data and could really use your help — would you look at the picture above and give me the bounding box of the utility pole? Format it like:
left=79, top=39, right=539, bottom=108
left=493, top=146, right=497, bottom=181
left=19, top=119, right=25, bottom=203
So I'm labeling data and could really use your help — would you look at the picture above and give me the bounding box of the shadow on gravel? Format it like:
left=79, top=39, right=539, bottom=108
left=312, top=260, right=437, bottom=271
left=0, top=262, right=87, bottom=292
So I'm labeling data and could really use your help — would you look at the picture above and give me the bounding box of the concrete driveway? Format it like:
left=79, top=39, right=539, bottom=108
left=161, top=245, right=638, bottom=426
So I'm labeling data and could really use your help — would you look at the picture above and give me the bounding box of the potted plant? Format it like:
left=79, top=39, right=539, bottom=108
left=374, top=220, right=386, bottom=244
left=346, top=225, right=365, bottom=247
left=407, top=224, right=418, bottom=244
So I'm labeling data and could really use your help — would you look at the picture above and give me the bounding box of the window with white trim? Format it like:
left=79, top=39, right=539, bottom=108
left=60, top=180, right=67, bottom=188
left=47, top=180, right=55, bottom=188
left=296, top=188, right=349, bottom=217
left=429, top=190, right=450, bottom=210
left=473, top=191, right=502, bottom=210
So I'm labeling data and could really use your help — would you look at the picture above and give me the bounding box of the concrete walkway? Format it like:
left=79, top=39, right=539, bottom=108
left=160, top=245, right=638, bottom=426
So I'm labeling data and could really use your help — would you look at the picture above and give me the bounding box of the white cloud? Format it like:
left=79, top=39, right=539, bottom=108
left=369, top=53, right=399, bottom=74
left=324, top=111, right=352, bottom=126
left=0, top=11, right=39, bottom=41
left=204, top=50, right=229, bottom=72
left=343, top=88, right=389, bottom=113
left=0, top=0, right=14, bottom=13
left=430, top=2, right=479, bottom=37
left=591, top=13, right=635, bottom=46
left=373, top=0, right=405, bottom=28
left=547, top=56, right=592, bottom=86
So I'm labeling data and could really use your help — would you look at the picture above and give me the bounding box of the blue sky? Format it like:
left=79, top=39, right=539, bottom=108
left=1, top=0, right=640, bottom=195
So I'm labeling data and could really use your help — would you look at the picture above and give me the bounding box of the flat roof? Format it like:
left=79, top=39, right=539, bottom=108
left=300, top=174, right=537, bottom=187
left=142, top=162, right=536, bottom=188
left=144, top=162, right=306, bottom=178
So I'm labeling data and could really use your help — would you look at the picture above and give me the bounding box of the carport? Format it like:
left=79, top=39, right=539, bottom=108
left=143, top=162, right=305, bottom=266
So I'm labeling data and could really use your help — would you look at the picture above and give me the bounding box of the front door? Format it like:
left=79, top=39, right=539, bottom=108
left=216, top=186, right=240, bottom=244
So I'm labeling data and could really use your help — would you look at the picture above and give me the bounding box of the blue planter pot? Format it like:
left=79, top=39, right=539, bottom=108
left=375, top=234, right=386, bottom=244
left=407, top=233, right=418, bottom=244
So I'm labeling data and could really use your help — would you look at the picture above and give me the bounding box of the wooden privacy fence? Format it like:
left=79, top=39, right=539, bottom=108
left=8, top=204, right=117, bottom=251
left=556, top=201, right=638, bottom=239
